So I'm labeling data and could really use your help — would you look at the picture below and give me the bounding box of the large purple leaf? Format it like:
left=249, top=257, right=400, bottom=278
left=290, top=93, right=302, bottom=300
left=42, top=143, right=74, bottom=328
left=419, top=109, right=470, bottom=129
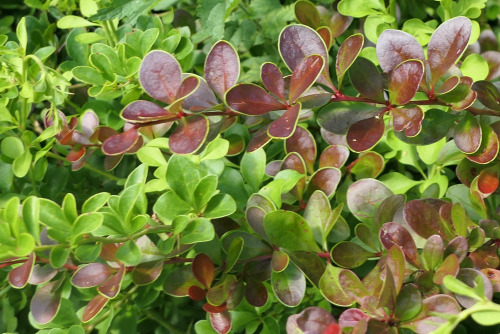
left=192, top=253, right=215, bottom=289
left=132, top=260, right=164, bottom=285
left=336, top=33, right=363, bottom=89
left=289, top=54, right=324, bottom=104
left=72, top=263, right=114, bottom=288
left=454, top=111, right=481, bottom=154
left=319, top=145, right=349, bottom=169
left=268, top=103, right=301, bottom=139
left=169, top=114, right=209, bottom=154
left=379, top=223, right=422, bottom=268
left=205, top=41, right=240, bottom=100
left=346, top=116, right=385, bottom=152
left=389, top=60, right=424, bottom=105
left=285, top=125, right=317, bottom=174
left=427, top=17, right=472, bottom=88
left=330, top=12, right=352, bottom=38
left=245, top=280, right=268, bottom=307
left=209, top=309, right=232, bottom=334
left=307, top=167, right=341, bottom=198
left=261, top=62, right=285, bottom=102
left=349, top=57, right=385, bottom=103
left=121, top=100, right=172, bottom=123
left=317, top=102, right=382, bottom=135
left=82, top=294, right=109, bottom=323
left=279, top=25, right=333, bottom=89
left=29, top=265, right=58, bottom=285
left=403, top=199, right=453, bottom=241
left=392, top=106, right=423, bottom=137
left=140, top=50, right=181, bottom=104
left=226, top=84, right=286, bottom=115
left=182, top=76, right=218, bottom=112
left=101, top=128, right=140, bottom=155
left=376, top=30, right=425, bottom=73
left=9, top=253, right=35, bottom=288
left=339, top=308, right=370, bottom=329
left=30, top=281, right=61, bottom=324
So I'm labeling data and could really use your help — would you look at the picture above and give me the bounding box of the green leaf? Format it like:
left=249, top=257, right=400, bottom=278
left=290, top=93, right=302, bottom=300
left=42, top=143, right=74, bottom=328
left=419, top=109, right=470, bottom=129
left=338, top=0, right=387, bottom=18
left=62, top=193, right=78, bottom=223
left=203, top=194, right=236, bottom=219
left=225, top=237, right=243, bottom=273
left=471, top=309, right=500, bottom=326
left=241, top=148, right=266, bottom=192
left=201, top=137, right=229, bottom=160
left=39, top=199, right=72, bottom=233
left=1, top=136, right=24, bottom=159
left=22, top=196, right=40, bottom=244
left=72, top=212, right=103, bottom=237
left=80, top=0, right=99, bottom=17
left=271, top=263, right=306, bottom=306
left=330, top=241, right=372, bottom=268
left=461, top=54, right=489, bottom=81
left=90, top=0, right=157, bottom=23
left=264, top=210, right=321, bottom=252
left=57, top=15, right=98, bottom=29
left=12, top=150, right=32, bottom=178
left=72, top=66, right=107, bottom=85
left=16, top=17, right=27, bottom=51
left=181, top=217, right=215, bottom=244
left=196, top=0, right=226, bottom=42
left=115, top=240, right=142, bottom=266
left=153, top=191, right=192, bottom=224
left=167, top=154, right=201, bottom=205
left=82, top=192, right=110, bottom=213
left=194, top=175, right=218, bottom=211
left=379, top=172, right=422, bottom=194
left=442, top=275, right=483, bottom=301
left=50, top=246, right=71, bottom=268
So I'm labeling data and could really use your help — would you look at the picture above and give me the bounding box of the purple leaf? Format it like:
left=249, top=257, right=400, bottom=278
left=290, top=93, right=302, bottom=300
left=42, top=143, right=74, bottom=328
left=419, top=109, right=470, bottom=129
left=336, top=34, right=363, bottom=89
left=192, top=253, right=215, bottom=289
left=454, top=111, right=481, bottom=154
left=98, top=264, right=125, bottom=299
left=66, top=146, right=86, bottom=163
left=29, top=264, right=58, bottom=285
left=182, top=76, right=218, bottom=112
left=389, top=60, right=424, bottom=105
left=289, top=55, right=324, bottom=104
left=271, top=250, right=290, bottom=272
left=317, top=27, right=332, bottom=50
left=319, top=145, right=349, bottom=169
left=330, top=12, right=353, bottom=38
left=436, top=76, right=460, bottom=95
left=121, top=100, right=172, bottom=123
left=245, top=280, right=268, bottom=307
left=473, top=80, right=500, bottom=111
left=82, top=294, right=108, bottom=323
left=169, top=114, right=209, bottom=154
left=347, top=116, right=385, bottom=152
left=226, top=84, right=286, bottom=115
left=81, top=110, right=99, bottom=138
left=132, top=260, right=164, bottom=285
left=261, top=62, right=285, bottom=102
left=205, top=41, right=240, bottom=100
left=247, top=125, right=272, bottom=152
left=209, top=309, right=232, bottom=334
left=376, top=30, right=425, bottom=73
left=307, top=167, right=341, bottom=198
left=140, top=50, right=182, bottom=104
left=347, top=178, right=393, bottom=224
left=427, top=17, right=472, bottom=88
left=349, top=57, right=385, bottom=103
left=30, top=281, right=61, bottom=324
left=339, top=308, right=369, bottom=329
left=403, top=199, right=454, bottom=241
left=392, top=106, right=423, bottom=137
left=404, top=295, right=460, bottom=333
left=287, top=306, right=337, bottom=334
left=285, top=125, right=317, bottom=174
left=379, top=223, right=422, bottom=268
left=72, top=263, right=114, bottom=288
left=268, top=103, right=301, bottom=139
left=484, top=51, right=500, bottom=80
left=101, top=128, right=140, bottom=156
left=9, top=253, right=35, bottom=288
left=466, top=123, right=499, bottom=164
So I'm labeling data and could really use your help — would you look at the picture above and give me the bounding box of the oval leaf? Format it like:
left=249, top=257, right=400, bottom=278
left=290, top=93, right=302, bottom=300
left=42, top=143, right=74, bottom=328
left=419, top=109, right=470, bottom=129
left=226, top=84, right=285, bottom=115
left=169, top=114, right=209, bottom=154
left=347, top=116, right=385, bottom=152
left=205, top=41, right=240, bottom=100
left=336, top=33, right=363, bottom=88
left=140, top=51, right=181, bottom=104
left=376, top=29, right=425, bottom=73
left=289, top=54, right=324, bottom=104
left=389, top=60, right=424, bottom=105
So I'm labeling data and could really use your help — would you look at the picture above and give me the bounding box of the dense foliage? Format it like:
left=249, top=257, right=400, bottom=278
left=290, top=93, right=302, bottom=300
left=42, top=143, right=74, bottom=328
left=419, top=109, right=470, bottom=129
left=1, top=0, right=500, bottom=333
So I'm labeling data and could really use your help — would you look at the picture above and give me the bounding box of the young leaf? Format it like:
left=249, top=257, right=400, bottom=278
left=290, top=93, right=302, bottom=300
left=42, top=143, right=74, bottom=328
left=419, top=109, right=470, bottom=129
left=454, top=111, right=481, bottom=154
left=192, top=253, right=215, bottom=289
left=347, top=178, right=393, bottom=224
left=336, top=34, right=363, bottom=89
left=72, top=263, right=114, bottom=288
left=205, top=41, right=240, bottom=100
left=101, top=128, right=140, bottom=156
left=379, top=223, right=422, bottom=268
left=98, top=264, right=125, bottom=299
left=389, top=60, right=424, bottom=105
left=225, top=84, right=286, bottom=115
left=285, top=126, right=317, bottom=174
left=289, top=54, right=324, bottom=104
left=376, top=29, right=425, bottom=73
left=392, top=106, right=423, bottom=137
left=307, top=167, right=341, bottom=198
left=268, top=103, right=301, bottom=139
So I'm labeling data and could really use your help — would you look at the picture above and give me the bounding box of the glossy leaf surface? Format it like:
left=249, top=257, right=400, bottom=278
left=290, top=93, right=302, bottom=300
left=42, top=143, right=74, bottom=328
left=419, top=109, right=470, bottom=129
left=226, top=84, right=285, bottom=115
left=376, top=29, right=425, bottom=73
left=289, top=55, right=324, bottom=104
left=205, top=41, right=239, bottom=100
left=169, top=114, right=209, bottom=154
left=336, top=34, right=363, bottom=89
left=140, top=51, right=181, bottom=104
left=261, top=62, right=285, bottom=102
left=389, top=60, right=424, bottom=105
left=347, top=116, right=384, bottom=152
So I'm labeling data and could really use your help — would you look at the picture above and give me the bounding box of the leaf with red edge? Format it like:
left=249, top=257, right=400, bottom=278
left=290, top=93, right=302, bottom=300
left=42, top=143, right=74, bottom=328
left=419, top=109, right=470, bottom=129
left=169, top=114, right=209, bottom=154
left=379, top=222, right=422, bottom=268
left=307, top=167, right=341, bottom=198
left=319, top=145, right=349, bottom=169
left=188, top=285, right=207, bottom=301
left=101, top=128, right=140, bottom=156
left=30, top=281, right=61, bottom=324
left=245, top=280, right=268, bottom=307
left=473, top=80, right=500, bottom=111
left=285, top=126, right=317, bottom=174
left=132, top=260, right=163, bottom=285
left=226, top=84, right=285, bottom=115
left=282, top=152, right=307, bottom=200
left=349, top=57, right=385, bottom=103
left=192, top=253, right=215, bottom=289
left=121, top=100, right=172, bottom=123
left=289, top=55, right=324, bottom=104
left=347, top=116, right=385, bottom=152
left=317, top=26, right=332, bottom=50
left=261, top=62, right=285, bottom=102
left=279, top=25, right=333, bottom=89
left=82, top=294, right=109, bottom=323
left=376, top=29, right=425, bottom=73
left=476, top=166, right=499, bottom=197
left=140, top=50, right=181, bottom=104
left=247, top=125, right=272, bottom=152
left=454, top=111, right=481, bottom=154
left=287, top=306, right=337, bottom=334
left=9, top=253, right=34, bottom=288
left=336, top=34, right=363, bottom=89
left=209, top=309, right=231, bottom=334
left=205, top=41, right=240, bottom=100
left=268, top=103, right=301, bottom=139
left=392, top=106, right=423, bottom=137
left=72, top=263, right=114, bottom=288
left=294, top=1, right=320, bottom=28
left=466, top=123, right=499, bottom=164
left=389, top=60, right=424, bottom=105
left=427, top=17, right=472, bottom=88
left=98, top=264, right=125, bottom=299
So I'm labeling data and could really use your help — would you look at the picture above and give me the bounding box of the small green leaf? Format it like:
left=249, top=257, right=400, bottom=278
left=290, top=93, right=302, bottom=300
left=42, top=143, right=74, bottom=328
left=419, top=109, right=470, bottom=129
left=72, top=212, right=103, bottom=237
left=330, top=241, right=372, bottom=268
left=115, top=240, right=142, bottom=266
left=241, top=148, right=266, bottom=192
left=16, top=17, right=27, bottom=51
left=461, top=54, right=489, bottom=81
left=1, top=136, right=24, bottom=159
left=203, top=194, right=236, bottom=219
left=181, top=218, right=215, bottom=244
left=82, top=192, right=110, bottom=213
left=12, top=150, right=32, bottom=178
left=57, top=15, right=98, bottom=29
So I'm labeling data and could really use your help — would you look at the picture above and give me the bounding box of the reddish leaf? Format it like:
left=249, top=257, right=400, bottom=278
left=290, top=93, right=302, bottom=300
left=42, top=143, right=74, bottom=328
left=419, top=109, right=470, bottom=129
left=132, top=260, right=163, bottom=285
left=30, top=281, right=61, bottom=324
left=404, top=295, right=460, bottom=333
left=261, top=62, right=285, bottom=102
left=271, top=250, right=290, bottom=272
left=188, top=285, right=207, bottom=301
left=29, top=264, right=58, bottom=285
left=289, top=55, right=324, bottom=104
left=209, top=309, right=232, bottom=334
left=66, top=146, right=86, bottom=162
left=268, top=103, right=301, bottom=139
left=308, top=168, right=341, bottom=198
left=403, top=199, right=445, bottom=239
left=392, top=106, right=423, bottom=137
left=454, top=111, right=481, bottom=154
left=287, top=306, right=337, bottom=334
left=466, top=123, right=499, bottom=164
left=205, top=41, right=240, bottom=100
left=104, top=155, right=123, bottom=171
left=121, top=100, right=171, bottom=123
left=349, top=57, right=385, bottom=103
left=164, top=266, right=204, bottom=296
left=336, top=34, right=363, bottom=89
left=247, top=125, right=272, bottom=152
left=279, top=25, right=333, bottom=89
left=376, top=29, right=425, bottom=73
left=101, top=128, right=140, bottom=156
left=330, top=13, right=352, bottom=38
left=178, top=75, right=200, bottom=99
left=346, top=116, right=385, bottom=152
left=169, top=114, right=209, bottom=154
left=192, top=253, right=215, bottom=289
left=427, top=17, right=472, bottom=87
left=183, top=77, right=218, bottom=112
left=98, top=264, right=125, bottom=299
left=477, top=166, right=499, bottom=196
left=81, top=294, right=108, bottom=323
left=339, top=308, right=369, bottom=329
left=473, top=81, right=500, bottom=111
left=317, top=27, right=332, bottom=50
left=436, top=76, right=460, bottom=95
left=433, top=254, right=459, bottom=284
left=72, top=263, right=114, bottom=288
left=285, top=126, right=317, bottom=174
left=226, top=134, right=245, bottom=156
left=226, top=84, right=285, bottom=115
left=319, top=145, right=349, bottom=169
left=282, top=152, right=307, bottom=199
left=9, top=253, right=34, bottom=288
left=389, top=60, right=424, bottom=105
left=245, top=280, right=268, bottom=307
left=379, top=222, right=422, bottom=268
left=140, top=51, right=181, bottom=104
